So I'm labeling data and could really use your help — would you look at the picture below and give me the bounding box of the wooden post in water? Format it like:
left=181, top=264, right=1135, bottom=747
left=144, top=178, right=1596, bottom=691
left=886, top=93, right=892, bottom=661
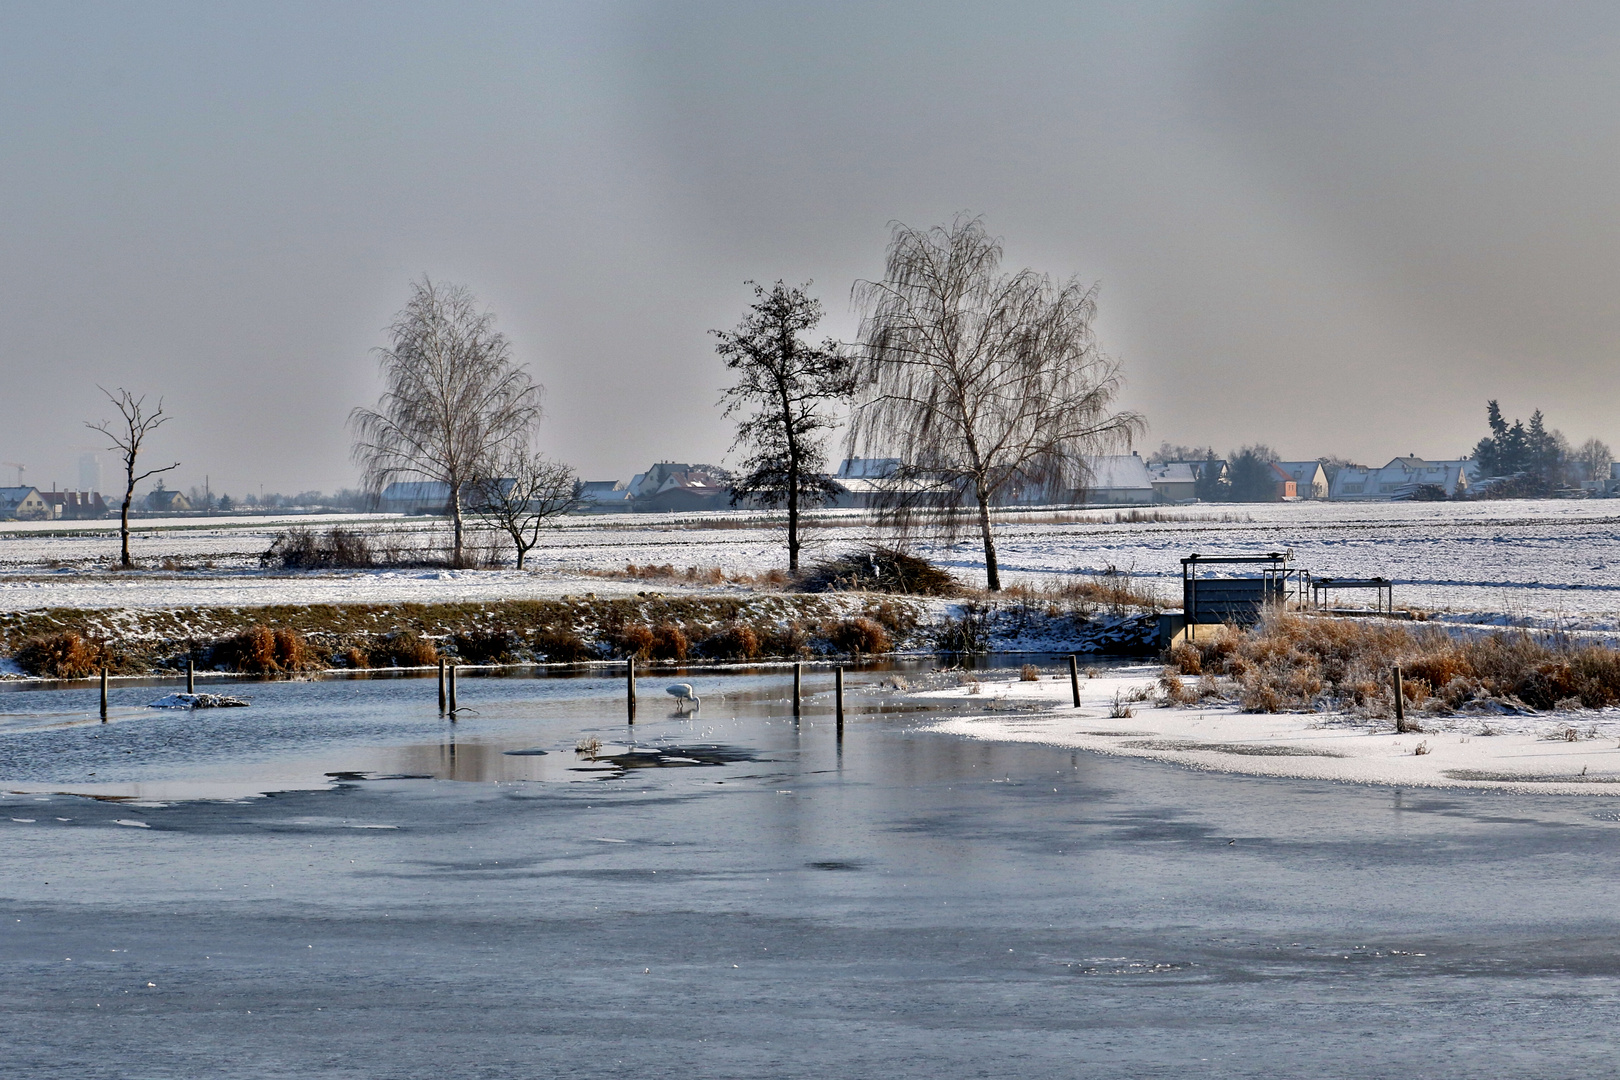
left=1393, top=665, right=1407, bottom=733
left=627, top=657, right=637, bottom=724
left=792, top=663, right=802, bottom=718
left=448, top=663, right=458, bottom=718
left=438, top=658, right=447, bottom=715
left=835, top=666, right=844, bottom=736
left=1068, top=654, right=1081, bottom=708
left=99, top=667, right=108, bottom=722
left=186, top=659, right=194, bottom=694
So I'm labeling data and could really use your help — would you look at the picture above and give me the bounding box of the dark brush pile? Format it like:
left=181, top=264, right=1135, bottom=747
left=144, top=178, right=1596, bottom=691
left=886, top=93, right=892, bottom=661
left=797, top=547, right=960, bottom=596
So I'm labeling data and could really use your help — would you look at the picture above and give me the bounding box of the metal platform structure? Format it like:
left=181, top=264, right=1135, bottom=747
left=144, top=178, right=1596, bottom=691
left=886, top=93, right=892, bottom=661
left=1306, top=575, right=1396, bottom=615
left=1179, top=552, right=1295, bottom=635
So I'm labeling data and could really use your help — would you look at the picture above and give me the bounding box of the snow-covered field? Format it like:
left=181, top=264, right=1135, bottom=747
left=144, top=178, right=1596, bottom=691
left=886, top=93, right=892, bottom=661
left=918, top=666, right=1620, bottom=794
left=1, top=499, right=1617, bottom=625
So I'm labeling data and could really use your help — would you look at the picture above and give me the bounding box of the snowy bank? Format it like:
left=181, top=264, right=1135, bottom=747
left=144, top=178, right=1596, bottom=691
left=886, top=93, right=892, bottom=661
left=915, top=667, right=1620, bottom=794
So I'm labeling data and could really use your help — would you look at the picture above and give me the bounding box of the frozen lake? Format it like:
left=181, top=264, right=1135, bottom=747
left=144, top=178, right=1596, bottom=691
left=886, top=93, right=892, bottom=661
left=5, top=667, right=1620, bottom=1077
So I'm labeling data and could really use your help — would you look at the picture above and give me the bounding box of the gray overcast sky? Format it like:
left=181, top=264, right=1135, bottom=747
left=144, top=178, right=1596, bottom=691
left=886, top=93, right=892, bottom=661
left=3, top=1, right=1618, bottom=496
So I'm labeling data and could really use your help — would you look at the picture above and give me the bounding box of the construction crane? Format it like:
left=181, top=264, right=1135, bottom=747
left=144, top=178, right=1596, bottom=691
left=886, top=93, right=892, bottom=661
left=0, top=463, right=22, bottom=487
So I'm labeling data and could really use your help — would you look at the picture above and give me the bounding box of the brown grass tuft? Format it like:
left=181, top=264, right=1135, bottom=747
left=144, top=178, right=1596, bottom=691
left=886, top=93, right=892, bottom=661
left=1163, top=611, right=1620, bottom=716
left=825, top=616, right=892, bottom=656
left=15, top=631, right=112, bottom=679
left=216, top=625, right=314, bottom=674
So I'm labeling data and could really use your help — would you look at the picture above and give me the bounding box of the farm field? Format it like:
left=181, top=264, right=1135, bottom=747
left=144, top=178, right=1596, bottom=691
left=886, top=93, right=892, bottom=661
left=0, top=500, right=1617, bottom=628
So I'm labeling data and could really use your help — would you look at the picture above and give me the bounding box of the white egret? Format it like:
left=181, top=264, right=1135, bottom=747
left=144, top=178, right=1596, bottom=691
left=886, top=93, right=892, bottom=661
left=666, top=683, right=700, bottom=713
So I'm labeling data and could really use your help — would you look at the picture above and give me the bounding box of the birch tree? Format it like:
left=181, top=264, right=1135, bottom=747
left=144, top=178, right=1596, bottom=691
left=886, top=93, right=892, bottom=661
left=86, top=387, right=180, bottom=569
left=350, top=278, right=542, bottom=566
left=848, top=216, right=1141, bottom=591
left=714, top=281, right=855, bottom=571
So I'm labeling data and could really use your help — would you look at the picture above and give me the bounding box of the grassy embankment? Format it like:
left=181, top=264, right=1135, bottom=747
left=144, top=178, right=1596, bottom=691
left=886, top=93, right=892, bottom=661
left=0, top=593, right=924, bottom=679
left=1163, top=610, right=1620, bottom=716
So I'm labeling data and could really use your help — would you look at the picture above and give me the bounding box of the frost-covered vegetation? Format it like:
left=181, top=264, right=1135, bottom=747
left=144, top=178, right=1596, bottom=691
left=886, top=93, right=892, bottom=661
left=1162, top=611, right=1620, bottom=716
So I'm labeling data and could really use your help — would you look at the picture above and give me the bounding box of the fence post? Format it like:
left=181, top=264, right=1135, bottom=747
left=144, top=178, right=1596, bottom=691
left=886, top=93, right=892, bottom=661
left=1068, top=654, right=1081, bottom=708
left=627, top=657, right=637, bottom=723
left=448, top=663, right=458, bottom=719
left=100, top=667, right=108, bottom=722
left=792, top=663, right=802, bottom=718
left=1393, top=665, right=1408, bottom=733
left=438, top=658, right=447, bottom=714
left=835, top=666, right=844, bottom=735
left=186, top=659, right=194, bottom=695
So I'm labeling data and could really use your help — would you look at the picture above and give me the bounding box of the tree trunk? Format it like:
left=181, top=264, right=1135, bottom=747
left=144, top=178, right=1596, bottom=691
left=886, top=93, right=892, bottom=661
left=120, top=469, right=134, bottom=569
left=450, top=487, right=465, bottom=567
left=786, top=453, right=800, bottom=573
left=976, top=485, right=1000, bottom=591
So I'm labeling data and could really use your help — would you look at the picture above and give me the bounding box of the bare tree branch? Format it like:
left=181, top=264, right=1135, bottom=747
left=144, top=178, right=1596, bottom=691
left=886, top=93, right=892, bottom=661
left=85, top=387, right=180, bottom=569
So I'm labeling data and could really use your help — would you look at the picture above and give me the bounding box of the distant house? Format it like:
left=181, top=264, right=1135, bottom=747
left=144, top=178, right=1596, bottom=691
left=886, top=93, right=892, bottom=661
left=1079, top=453, right=1155, bottom=505
left=379, top=481, right=452, bottom=515
left=0, top=486, right=49, bottom=520
left=40, top=490, right=107, bottom=520
left=143, top=487, right=191, bottom=513
left=1268, top=462, right=1299, bottom=501
left=1275, top=461, right=1329, bottom=500
left=627, top=463, right=732, bottom=513
left=578, top=480, right=632, bottom=512
left=824, top=458, right=953, bottom=509
left=1330, top=457, right=1472, bottom=500
left=1146, top=462, right=1198, bottom=503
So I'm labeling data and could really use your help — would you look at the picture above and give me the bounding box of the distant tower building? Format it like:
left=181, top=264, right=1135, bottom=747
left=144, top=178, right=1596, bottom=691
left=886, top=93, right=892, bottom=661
left=78, top=453, right=102, bottom=493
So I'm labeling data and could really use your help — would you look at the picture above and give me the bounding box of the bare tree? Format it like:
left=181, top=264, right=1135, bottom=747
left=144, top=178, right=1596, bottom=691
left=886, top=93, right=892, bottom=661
left=86, top=387, right=180, bottom=569
left=350, top=278, right=542, bottom=566
left=715, top=281, right=856, bottom=572
left=1576, top=437, right=1613, bottom=484
left=470, top=449, right=584, bottom=570
left=848, top=216, right=1142, bottom=591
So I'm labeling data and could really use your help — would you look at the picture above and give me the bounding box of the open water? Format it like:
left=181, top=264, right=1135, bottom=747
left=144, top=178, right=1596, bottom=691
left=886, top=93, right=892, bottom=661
left=3, top=665, right=1620, bottom=1078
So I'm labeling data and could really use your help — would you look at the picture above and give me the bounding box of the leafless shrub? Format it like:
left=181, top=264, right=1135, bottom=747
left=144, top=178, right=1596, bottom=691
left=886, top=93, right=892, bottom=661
left=1020, top=664, right=1040, bottom=681
left=262, top=526, right=375, bottom=570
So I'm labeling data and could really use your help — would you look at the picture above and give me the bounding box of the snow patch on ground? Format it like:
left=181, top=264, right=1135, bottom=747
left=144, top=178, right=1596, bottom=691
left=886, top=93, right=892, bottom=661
left=917, top=668, right=1620, bottom=794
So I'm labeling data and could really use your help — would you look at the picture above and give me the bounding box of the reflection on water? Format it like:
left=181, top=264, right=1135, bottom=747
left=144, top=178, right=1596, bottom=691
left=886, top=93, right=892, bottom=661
left=0, top=658, right=1075, bottom=801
